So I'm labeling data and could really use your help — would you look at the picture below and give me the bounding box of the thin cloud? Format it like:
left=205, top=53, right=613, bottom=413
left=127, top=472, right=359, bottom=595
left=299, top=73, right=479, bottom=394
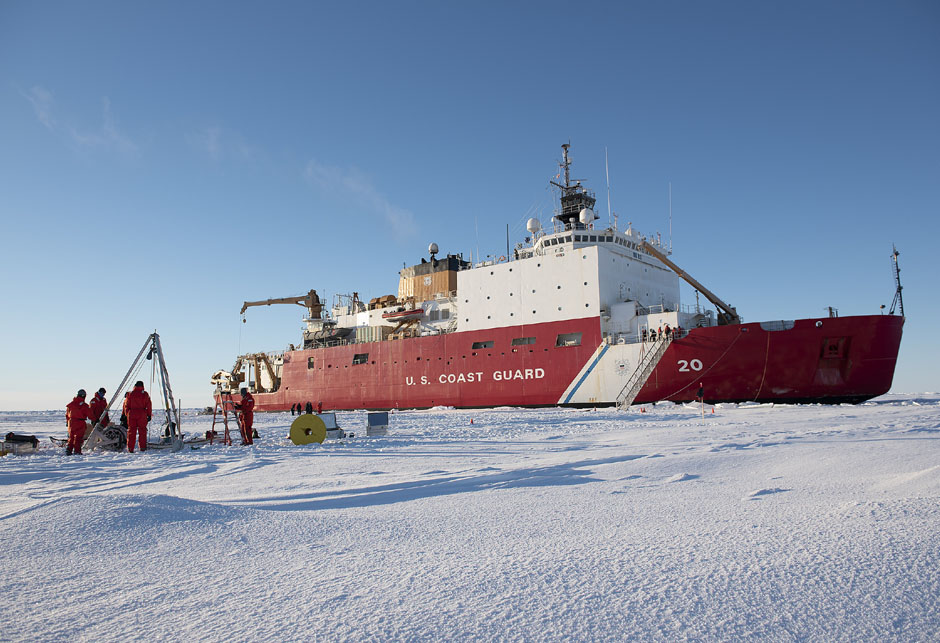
left=69, top=97, right=138, bottom=156
left=22, top=85, right=56, bottom=129
left=303, top=159, right=417, bottom=240
left=22, top=87, right=138, bottom=157
left=188, top=126, right=263, bottom=164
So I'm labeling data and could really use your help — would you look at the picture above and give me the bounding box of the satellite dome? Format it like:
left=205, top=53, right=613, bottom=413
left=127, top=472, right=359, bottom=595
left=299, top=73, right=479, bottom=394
left=428, top=242, right=439, bottom=256
left=526, top=218, right=541, bottom=234
left=579, top=208, right=595, bottom=225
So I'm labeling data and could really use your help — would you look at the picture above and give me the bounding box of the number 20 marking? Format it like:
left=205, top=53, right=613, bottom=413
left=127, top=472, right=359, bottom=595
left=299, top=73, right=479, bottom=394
left=678, top=359, right=703, bottom=372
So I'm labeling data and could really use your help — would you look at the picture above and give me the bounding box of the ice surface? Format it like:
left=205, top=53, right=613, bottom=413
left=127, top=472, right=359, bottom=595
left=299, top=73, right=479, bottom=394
left=2, top=394, right=938, bottom=641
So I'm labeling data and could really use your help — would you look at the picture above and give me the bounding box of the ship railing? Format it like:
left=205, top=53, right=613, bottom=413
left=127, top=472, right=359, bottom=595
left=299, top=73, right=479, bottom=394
left=610, top=328, right=688, bottom=346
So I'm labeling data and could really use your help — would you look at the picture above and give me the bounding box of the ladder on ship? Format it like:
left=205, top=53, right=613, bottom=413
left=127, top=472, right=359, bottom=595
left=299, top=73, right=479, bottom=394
left=616, top=334, right=674, bottom=409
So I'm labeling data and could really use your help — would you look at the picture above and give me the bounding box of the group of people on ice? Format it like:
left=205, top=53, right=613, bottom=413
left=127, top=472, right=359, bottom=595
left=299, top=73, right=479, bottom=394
left=290, top=401, right=322, bottom=416
left=65, top=381, right=152, bottom=455
left=66, top=383, right=257, bottom=453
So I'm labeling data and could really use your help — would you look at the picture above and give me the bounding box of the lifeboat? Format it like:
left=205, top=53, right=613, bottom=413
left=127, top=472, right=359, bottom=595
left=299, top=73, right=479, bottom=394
left=382, top=307, right=424, bottom=321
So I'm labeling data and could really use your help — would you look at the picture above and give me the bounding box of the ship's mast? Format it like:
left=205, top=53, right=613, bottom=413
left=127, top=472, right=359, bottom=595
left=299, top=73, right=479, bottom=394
left=889, top=244, right=904, bottom=317
left=550, top=143, right=597, bottom=228
left=562, top=143, right=571, bottom=187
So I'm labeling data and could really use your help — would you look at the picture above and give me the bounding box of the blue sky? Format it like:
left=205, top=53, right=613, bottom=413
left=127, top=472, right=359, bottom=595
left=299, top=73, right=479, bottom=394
left=1, top=1, right=937, bottom=410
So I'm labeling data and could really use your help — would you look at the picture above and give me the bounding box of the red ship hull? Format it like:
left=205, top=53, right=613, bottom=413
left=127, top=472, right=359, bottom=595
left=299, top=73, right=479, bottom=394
left=244, top=314, right=903, bottom=411
left=638, top=314, right=904, bottom=404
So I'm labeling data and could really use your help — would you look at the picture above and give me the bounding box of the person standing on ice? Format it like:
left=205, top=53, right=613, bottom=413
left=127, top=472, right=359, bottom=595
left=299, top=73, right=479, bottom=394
left=89, top=387, right=108, bottom=427
left=123, top=381, right=152, bottom=453
left=234, top=387, right=255, bottom=445
left=65, top=389, right=92, bottom=455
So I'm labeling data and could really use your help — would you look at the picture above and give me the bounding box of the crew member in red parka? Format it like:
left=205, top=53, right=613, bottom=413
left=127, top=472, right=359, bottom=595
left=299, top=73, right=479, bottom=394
left=235, top=387, right=255, bottom=445
left=123, top=381, right=152, bottom=453
left=89, top=387, right=109, bottom=427
left=65, top=389, right=92, bottom=455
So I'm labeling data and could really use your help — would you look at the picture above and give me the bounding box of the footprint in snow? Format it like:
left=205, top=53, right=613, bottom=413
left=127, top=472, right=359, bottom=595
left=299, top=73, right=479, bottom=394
left=746, top=487, right=790, bottom=500
left=665, top=473, right=698, bottom=483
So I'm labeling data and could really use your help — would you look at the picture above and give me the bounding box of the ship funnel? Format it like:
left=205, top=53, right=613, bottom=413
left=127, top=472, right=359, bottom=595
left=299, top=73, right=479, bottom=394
left=579, top=208, right=596, bottom=225
left=526, top=218, right=540, bottom=234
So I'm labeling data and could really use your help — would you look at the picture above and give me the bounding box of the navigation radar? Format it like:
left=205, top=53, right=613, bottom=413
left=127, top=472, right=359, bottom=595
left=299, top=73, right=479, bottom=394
left=428, top=242, right=439, bottom=257
left=526, top=218, right=541, bottom=234
left=579, top=208, right=596, bottom=225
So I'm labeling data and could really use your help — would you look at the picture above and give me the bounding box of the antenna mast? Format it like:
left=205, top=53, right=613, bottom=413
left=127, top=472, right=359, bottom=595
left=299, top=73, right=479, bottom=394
left=668, top=182, right=673, bottom=254
left=606, top=147, right=612, bottom=228
left=889, top=244, right=904, bottom=317
left=561, top=142, right=571, bottom=188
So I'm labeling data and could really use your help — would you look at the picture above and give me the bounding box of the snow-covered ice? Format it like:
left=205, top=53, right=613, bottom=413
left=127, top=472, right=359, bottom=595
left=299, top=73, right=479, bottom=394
left=2, top=395, right=938, bottom=641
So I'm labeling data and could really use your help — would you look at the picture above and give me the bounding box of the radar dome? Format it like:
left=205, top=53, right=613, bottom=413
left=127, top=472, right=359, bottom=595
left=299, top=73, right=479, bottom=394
left=428, top=242, right=439, bottom=256
left=579, top=208, right=595, bottom=225
left=526, top=218, right=541, bottom=234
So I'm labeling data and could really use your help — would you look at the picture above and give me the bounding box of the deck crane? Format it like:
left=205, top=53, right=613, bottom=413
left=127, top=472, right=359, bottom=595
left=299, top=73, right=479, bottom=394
left=240, top=289, right=324, bottom=321
left=640, top=240, right=742, bottom=326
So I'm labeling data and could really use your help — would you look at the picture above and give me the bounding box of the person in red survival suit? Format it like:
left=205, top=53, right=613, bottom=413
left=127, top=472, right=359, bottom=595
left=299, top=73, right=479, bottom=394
left=65, top=389, right=93, bottom=455
left=89, top=387, right=109, bottom=428
left=234, top=387, right=255, bottom=445
left=123, top=381, right=152, bottom=453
